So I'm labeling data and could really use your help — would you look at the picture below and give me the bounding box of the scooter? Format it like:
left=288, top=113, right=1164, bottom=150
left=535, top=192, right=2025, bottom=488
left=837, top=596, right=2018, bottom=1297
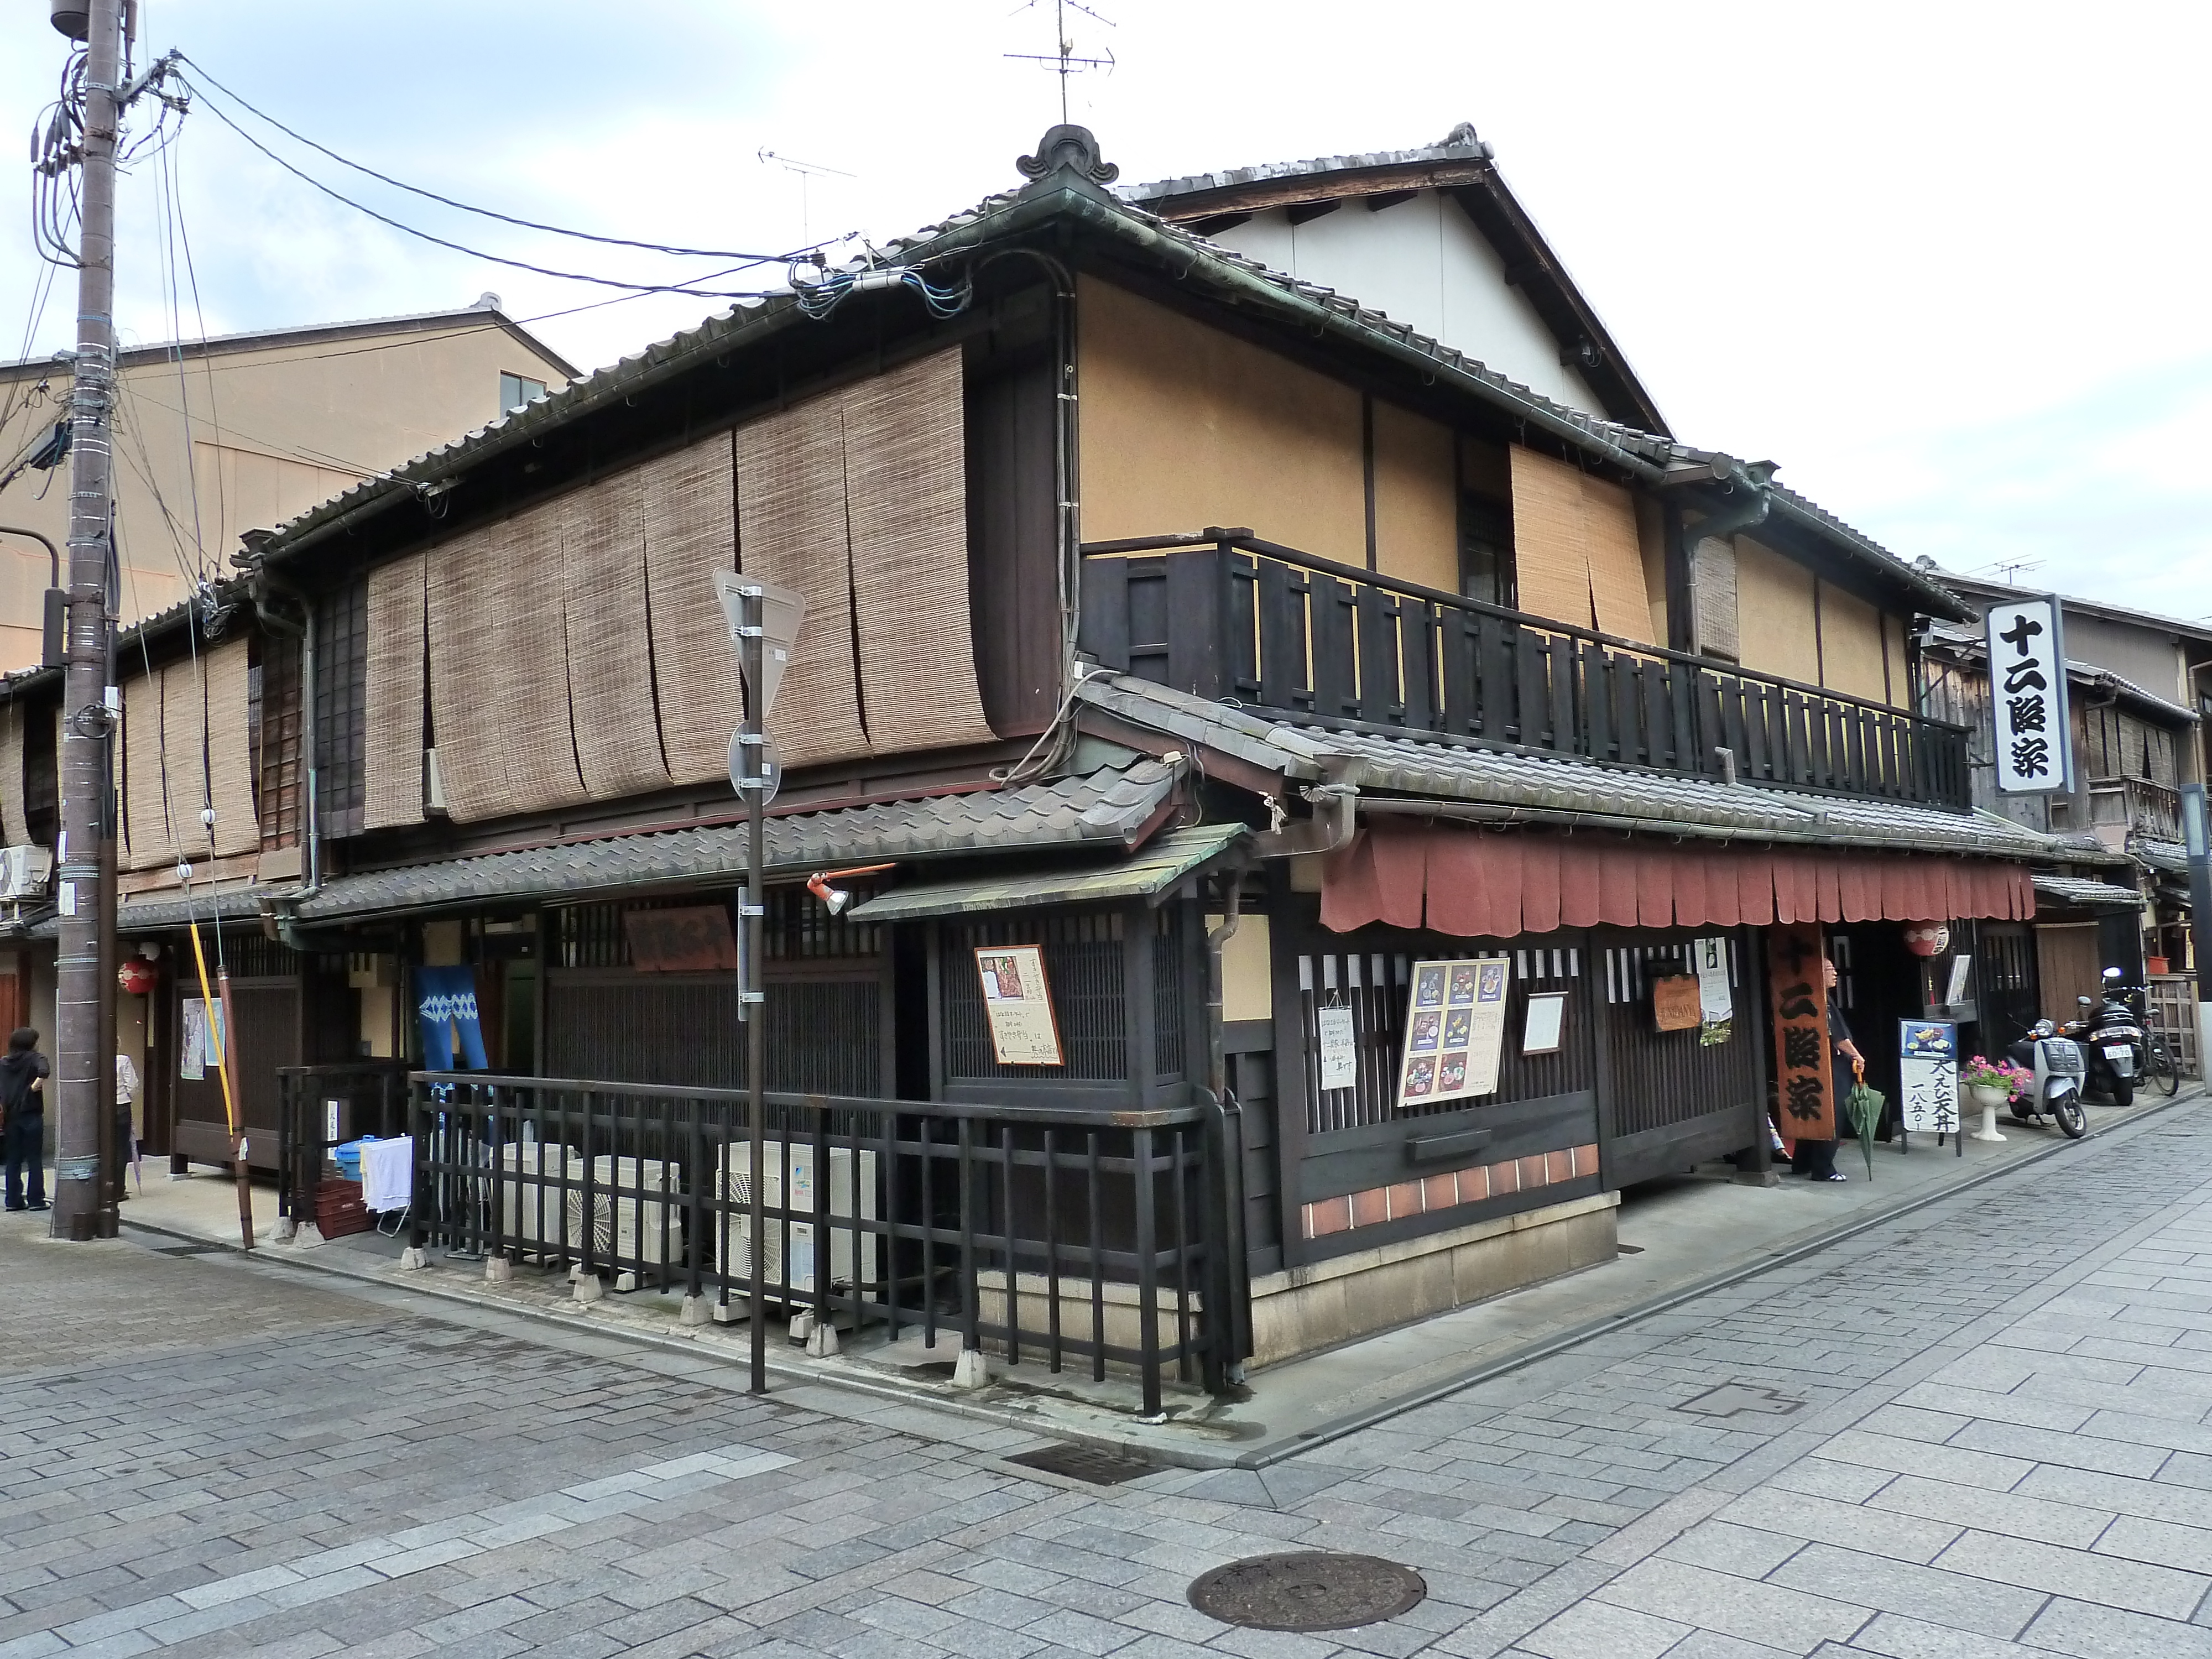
left=2005, top=1020, right=2088, bottom=1139
left=2068, top=967, right=2145, bottom=1106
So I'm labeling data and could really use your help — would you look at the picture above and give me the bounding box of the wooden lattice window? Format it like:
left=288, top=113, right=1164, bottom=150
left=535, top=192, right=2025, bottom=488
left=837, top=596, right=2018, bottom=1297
left=315, top=578, right=368, bottom=838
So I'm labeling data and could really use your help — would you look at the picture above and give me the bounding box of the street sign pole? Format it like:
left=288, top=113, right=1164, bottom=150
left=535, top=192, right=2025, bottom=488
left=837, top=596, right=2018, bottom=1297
left=716, top=572, right=803, bottom=1396
left=738, top=585, right=768, bottom=1396
left=2183, top=785, right=2212, bottom=1082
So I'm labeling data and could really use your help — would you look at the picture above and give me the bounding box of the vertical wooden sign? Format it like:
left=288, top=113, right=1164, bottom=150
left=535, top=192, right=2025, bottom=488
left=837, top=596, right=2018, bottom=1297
left=1767, top=922, right=1834, bottom=1140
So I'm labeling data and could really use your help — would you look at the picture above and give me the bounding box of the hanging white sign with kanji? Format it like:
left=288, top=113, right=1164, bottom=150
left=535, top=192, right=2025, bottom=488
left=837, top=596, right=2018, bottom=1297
left=1985, top=595, right=2074, bottom=796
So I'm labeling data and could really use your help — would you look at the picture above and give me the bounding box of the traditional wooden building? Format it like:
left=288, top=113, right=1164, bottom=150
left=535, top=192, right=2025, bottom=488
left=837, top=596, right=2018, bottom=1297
left=0, top=124, right=2123, bottom=1383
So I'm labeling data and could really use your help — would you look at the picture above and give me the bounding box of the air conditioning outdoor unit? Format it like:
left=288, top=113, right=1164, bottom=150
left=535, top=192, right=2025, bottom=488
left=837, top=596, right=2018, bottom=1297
left=498, top=1142, right=600, bottom=1256
left=589, top=1154, right=682, bottom=1271
left=712, top=1140, right=878, bottom=1303
left=0, top=845, right=54, bottom=901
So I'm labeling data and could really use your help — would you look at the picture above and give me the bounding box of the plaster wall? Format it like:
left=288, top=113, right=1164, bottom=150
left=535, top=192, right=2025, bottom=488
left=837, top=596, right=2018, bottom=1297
left=1077, top=279, right=1366, bottom=562
left=1205, top=191, right=1605, bottom=416
left=1734, top=536, right=1820, bottom=684
left=1819, top=583, right=1891, bottom=703
left=1369, top=402, right=1458, bottom=592
left=0, top=319, right=571, bottom=666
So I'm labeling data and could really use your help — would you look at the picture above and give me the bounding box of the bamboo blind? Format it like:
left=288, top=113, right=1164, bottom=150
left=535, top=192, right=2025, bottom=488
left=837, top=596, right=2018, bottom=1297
left=562, top=468, right=672, bottom=799
left=364, top=552, right=427, bottom=830
left=121, top=675, right=164, bottom=868
left=1692, top=534, right=1740, bottom=659
left=496, top=499, right=589, bottom=816
left=1508, top=445, right=1592, bottom=630
left=1507, top=446, right=1656, bottom=645
left=0, top=702, right=25, bottom=851
left=842, top=349, right=997, bottom=755
left=640, top=435, right=743, bottom=786
left=1580, top=472, right=1652, bottom=645
left=161, top=660, right=211, bottom=863
left=426, top=522, right=508, bottom=822
left=202, top=638, right=259, bottom=858
left=734, top=400, right=873, bottom=770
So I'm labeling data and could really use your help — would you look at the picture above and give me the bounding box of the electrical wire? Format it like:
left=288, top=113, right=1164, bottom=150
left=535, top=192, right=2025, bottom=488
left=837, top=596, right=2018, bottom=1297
left=176, top=80, right=800, bottom=302
left=176, top=54, right=794, bottom=265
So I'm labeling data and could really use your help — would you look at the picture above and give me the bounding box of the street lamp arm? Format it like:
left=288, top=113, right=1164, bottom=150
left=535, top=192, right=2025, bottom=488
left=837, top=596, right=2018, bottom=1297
left=0, top=526, right=61, bottom=587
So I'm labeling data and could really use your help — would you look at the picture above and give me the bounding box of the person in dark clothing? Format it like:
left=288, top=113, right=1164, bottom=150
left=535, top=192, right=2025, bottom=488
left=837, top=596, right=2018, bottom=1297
left=1, top=1026, right=51, bottom=1211
left=1792, top=957, right=1866, bottom=1182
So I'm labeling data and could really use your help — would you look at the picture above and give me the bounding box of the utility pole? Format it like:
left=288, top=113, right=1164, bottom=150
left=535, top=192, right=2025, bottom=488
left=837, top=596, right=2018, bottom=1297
left=51, top=0, right=124, bottom=1241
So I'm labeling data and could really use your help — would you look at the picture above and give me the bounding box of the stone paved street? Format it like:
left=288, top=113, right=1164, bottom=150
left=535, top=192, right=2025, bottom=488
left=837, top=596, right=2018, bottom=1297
left=9, top=1099, right=2212, bottom=1658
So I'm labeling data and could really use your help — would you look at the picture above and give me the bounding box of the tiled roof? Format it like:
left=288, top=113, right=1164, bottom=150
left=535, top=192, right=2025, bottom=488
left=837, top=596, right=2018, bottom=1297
left=1075, top=671, right=2059, bottom=862
left=2032, top=874, right=2143, bottom=910
left=1123, top=127, right=1496, bottom=202
left=231, top=140, right=1964, bottom=622
left=2135, top=838, right=2190, bottom=877
left=279, top=759, right=1181, bottom=925
left=849, top=824, right=1243, bottom=921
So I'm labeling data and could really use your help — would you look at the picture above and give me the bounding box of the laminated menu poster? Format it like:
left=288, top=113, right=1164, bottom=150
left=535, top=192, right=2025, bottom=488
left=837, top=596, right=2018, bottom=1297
left=1396, top=958, right=1510, bottom=1109
left=974, top=945, right=1064, bottom=1066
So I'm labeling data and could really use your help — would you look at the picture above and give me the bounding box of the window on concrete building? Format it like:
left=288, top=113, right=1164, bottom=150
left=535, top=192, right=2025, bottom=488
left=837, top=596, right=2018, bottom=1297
left=498, top=372, right=547, bottom=414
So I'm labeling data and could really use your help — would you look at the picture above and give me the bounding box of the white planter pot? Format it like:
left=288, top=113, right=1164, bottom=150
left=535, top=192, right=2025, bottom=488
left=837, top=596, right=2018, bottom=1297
left=1966, top=1083, right=2009, bottom=1142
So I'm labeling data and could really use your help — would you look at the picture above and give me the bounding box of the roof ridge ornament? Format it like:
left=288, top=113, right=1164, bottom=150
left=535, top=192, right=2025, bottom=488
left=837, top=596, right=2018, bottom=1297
left=1018, top=124, right=1119, bottom=187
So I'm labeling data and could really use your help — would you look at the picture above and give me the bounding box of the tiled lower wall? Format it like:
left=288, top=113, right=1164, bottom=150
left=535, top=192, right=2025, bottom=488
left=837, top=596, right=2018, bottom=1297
left=1302, top=1142, right=1600, bottom=1242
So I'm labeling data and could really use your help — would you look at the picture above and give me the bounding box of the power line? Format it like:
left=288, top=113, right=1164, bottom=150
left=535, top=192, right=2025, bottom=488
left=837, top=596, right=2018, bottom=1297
left=177, top=55, right=795, bottom=266
left=177, top=79, right=805, bottom=302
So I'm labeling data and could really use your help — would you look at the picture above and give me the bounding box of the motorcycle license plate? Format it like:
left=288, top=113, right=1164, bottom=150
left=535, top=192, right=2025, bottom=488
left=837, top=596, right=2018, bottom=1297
left=2104, top=1045, right=2132, bottom=1062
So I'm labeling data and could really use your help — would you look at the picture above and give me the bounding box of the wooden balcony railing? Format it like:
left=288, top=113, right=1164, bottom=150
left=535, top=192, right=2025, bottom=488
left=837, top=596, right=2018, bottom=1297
left=1079, top=531, right=1972, bottom=812
left=2088, top=776, right=2183, bottom=843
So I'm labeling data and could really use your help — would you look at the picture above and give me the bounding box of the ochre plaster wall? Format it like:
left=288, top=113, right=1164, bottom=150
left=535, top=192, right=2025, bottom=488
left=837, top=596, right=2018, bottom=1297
left=1077, top=278, right=1364, bottom=561
left=1818, top=583, right=1890, bottom=704
left=1734, top=536, right=1820, bottom=682
left=1370, top=401, right=1458, bottom=593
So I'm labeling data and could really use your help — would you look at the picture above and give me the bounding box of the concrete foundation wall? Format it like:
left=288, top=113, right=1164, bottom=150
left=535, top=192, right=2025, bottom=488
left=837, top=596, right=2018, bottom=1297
left=1247, top=1191, right=1619, bottom=1369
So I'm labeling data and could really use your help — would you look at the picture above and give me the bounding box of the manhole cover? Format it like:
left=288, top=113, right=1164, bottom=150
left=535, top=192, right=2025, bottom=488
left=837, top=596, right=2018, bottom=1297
left=1188, top=1552, right=1426, bottom=1631
left=1004, top=1442, right=1152, bottom=1486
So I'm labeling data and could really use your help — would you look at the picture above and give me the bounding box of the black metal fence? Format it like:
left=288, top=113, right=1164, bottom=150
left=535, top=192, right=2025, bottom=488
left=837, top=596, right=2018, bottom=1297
left=1079, top=533, right=1971, bottom=811
left=276, top=1061, right=413, bottom=1224
left=405, top=1073, right=1243, bottom=1416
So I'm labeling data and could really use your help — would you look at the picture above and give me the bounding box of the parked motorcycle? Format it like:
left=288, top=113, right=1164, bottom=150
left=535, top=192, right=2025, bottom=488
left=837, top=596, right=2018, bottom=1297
left=2067, top=967, right=2168, bottom=1107
left=2005, top=1020, right=2088, bottom=1138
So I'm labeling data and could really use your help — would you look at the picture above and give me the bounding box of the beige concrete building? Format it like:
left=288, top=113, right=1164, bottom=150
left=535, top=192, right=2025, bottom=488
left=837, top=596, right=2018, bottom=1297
left=0, top=296, right=575, bottom=669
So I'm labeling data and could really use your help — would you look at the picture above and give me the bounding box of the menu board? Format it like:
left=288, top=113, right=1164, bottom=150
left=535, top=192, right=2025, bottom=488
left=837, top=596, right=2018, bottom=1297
left=1396, top=958, right=1510, bottom=1109
left=974, top=945, right=1063, bottom=1066
left=1900, top=1019, right=1960, bottom=1135
left=1316, top=1004, right=1358, bottom=1091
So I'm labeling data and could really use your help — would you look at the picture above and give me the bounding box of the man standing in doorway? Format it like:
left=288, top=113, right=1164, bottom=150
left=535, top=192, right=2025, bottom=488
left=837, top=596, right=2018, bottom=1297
left=2, top=1027, right=53, bottom=1211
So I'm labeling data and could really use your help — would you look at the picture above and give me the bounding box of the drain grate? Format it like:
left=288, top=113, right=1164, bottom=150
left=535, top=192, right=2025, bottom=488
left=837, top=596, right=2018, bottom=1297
left=149, top=1243, right=224, bottom=1256
left=1189, top=1552, right=1426, bottom=1631
left=1004, top=1442, right=1154, bottom=1486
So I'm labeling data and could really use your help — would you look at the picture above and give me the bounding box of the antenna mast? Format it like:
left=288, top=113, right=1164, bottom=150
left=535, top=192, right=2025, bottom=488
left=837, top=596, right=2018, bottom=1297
left=1006, top=0, right=1116, bottom=124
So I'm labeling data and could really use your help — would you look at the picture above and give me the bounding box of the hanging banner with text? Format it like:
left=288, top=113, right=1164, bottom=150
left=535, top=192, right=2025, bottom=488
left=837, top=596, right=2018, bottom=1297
left=1900, top=1019, right=1960, bottom=1136
left=1767, top=924, right=1834, bottom=1140
left=1985, top=594, right=2075, bottom=796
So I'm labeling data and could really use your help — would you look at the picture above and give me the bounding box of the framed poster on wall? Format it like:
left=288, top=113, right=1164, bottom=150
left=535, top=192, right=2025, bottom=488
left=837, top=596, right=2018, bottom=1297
left=1395, top=957, right=1510, bottom=1110
left=974, top=945, right=1063, bottom=1066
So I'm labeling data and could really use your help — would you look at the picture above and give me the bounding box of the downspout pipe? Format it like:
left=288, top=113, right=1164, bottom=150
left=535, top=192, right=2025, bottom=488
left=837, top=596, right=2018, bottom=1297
left=1667, top=458, right=1771, bottom=561
left=1203, top=868, right=1252, bottom=1384
left=244, top=557, right=322, bottom=952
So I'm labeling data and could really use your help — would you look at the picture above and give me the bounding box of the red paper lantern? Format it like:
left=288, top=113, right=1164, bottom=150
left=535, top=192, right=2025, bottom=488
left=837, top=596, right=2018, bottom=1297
left=117, top=958, right=158, bottom=995
left=1902, top=923, right=1950, bottom=958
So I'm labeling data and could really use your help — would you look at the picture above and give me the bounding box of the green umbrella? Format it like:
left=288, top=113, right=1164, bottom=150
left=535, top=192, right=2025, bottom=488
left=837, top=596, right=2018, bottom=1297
left=1843, top=1062, right=1884, bottom=1180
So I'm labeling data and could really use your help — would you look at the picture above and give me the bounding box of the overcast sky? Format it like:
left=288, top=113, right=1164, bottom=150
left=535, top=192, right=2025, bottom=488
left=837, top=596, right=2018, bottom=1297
left=3, top=1, right=2206, bottom=622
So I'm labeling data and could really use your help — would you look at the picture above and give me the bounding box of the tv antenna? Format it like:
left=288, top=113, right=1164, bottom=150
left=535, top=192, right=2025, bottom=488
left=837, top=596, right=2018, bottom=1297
left=1007, top=0, right=1117, bottom=125
left=757, top=149, right=853, bottom=246
left=1978, top=557, right=2044, bottom=585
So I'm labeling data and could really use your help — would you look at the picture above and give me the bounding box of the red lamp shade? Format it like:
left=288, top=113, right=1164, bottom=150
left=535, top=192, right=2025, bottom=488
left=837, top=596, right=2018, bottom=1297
left=117, top=959, right=158, bottom=996
left=1902, top=923, right=1950, bottom=958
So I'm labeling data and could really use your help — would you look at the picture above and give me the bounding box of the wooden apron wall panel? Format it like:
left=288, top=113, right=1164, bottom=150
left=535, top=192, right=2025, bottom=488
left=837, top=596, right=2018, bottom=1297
left=171, top=977, right=299, bottom=1171
left=1590, top=927, right=1766, bottom=1189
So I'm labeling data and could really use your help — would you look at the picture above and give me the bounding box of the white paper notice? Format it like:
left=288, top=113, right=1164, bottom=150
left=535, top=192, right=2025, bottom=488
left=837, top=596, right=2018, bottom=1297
left=1693, top=937, right=1732, bottom=1023
left=1316, top=1004, right=1358, bottom=1091
left=1946, top=954, right=1972, bottom=1008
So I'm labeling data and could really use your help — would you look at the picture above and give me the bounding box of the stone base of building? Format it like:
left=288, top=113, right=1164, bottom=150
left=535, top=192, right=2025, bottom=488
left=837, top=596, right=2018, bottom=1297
left=1248, top=1191, right=1620, bottom=1369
